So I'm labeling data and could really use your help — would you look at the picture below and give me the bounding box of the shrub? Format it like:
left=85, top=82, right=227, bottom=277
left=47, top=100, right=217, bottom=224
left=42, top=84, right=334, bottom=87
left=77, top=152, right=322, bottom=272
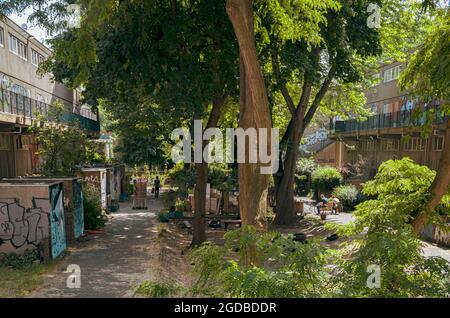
left=166, top=163, right=196, bottom=193
left=0, top=249, right=40, bottom=269
left=208, top=164, right=237, bottom=192
left=333, top=184, right=364, bottom=211
left=311, top=166, right=343, bottom=195
left=190, top=227, right=334, bottom=298
left=134, top=280, right=181, bottom=298
left=333, top=158, right=450, bottom=297
left=83, top=183, right=107, bottom=230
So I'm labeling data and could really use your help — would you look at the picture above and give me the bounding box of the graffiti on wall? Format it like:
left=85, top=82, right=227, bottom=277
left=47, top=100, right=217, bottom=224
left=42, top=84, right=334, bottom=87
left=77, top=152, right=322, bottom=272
left=0, top=184, right=67, bottom=258
left=0, top=202, right=49, bottom=248
left=303, top=129, right=328, bottom=148
left=73, top=180, right=85, bottom=239
left=48, top=184, right=66, bottom=258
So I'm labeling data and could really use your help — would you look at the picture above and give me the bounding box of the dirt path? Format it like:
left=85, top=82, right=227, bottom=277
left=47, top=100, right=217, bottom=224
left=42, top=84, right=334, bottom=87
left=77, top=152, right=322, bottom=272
left=31, top=195, right=172, bottom=298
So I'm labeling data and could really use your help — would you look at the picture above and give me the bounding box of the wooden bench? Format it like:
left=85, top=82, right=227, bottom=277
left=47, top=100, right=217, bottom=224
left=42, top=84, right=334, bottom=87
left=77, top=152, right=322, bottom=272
left=223, top=219, right=242, bottom=231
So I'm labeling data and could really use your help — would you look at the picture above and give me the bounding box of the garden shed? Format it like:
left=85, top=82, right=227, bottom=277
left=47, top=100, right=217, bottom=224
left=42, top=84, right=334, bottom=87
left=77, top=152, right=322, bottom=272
left=3, top=177, right=84, bottom=244
left=0, top=181, right=66, bottom=260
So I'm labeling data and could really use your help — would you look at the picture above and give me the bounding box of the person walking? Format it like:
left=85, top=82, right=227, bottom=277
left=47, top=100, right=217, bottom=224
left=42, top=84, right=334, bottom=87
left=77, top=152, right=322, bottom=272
left=154, top=176, right=161, bottom=198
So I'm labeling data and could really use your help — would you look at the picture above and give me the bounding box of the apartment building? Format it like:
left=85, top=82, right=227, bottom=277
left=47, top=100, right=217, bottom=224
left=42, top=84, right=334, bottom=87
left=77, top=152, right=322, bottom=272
left=0, top=17, right=99, bottom=178
left=329, top=61, right=447, bottom=182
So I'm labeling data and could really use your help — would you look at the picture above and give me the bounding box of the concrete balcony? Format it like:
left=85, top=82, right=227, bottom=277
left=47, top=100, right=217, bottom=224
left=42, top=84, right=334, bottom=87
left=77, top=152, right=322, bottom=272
left=0, top=87, right=100, bottom=132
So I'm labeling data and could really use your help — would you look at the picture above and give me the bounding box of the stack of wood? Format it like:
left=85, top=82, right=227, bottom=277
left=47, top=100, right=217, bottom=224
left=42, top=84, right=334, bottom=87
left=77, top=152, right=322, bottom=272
left=133, top=179, right=147, bottom=209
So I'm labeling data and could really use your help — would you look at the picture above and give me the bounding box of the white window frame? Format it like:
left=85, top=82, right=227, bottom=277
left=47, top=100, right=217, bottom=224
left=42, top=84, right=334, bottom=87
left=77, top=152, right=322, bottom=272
left=31, top=49, right=45, bottom=67
left=9, top=34, right=28, bottom=60
left=0, top=27, right=4, bottom=47
left=383, top=65, right=401, bottom=83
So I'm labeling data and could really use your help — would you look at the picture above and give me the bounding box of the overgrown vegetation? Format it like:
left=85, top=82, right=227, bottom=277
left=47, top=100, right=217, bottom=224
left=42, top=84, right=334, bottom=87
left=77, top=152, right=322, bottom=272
left=83, top=183, right=107, bottom=230
left=332, top=184, right=364, bottom=212
left=0, top=249, right=61, bottom=298
left=311, top=166, right=343, bottom=196
left=0, top=250, right=40, bottom=269
left=134, top=280, right=182, bottom=298
left=191, top=159, right=450, bottom=298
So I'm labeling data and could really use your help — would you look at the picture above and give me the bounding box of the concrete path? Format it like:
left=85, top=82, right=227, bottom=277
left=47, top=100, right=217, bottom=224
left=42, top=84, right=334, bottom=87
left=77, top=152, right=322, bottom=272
left=31, top=195, right=163, bottom=298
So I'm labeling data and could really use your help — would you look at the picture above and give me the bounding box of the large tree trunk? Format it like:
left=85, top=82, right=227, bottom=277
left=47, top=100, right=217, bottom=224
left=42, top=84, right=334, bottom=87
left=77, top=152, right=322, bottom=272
left=273, top=64, right=335, bottom=225
left=273, top=82, right=312, bottom=225
left=412, top=118, right=450, bottom=234
left=192, top=96, right=226, bottom=246
left=226, top=0, right=272, bottom=231
left=192, top=162, right=208, bottom=245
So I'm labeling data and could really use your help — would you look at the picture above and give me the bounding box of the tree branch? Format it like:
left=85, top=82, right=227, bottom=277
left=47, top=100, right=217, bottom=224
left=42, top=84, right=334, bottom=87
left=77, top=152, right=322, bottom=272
left=271, top=52, right=295, bottom=116
left=303, top=64, right=336, bottom=129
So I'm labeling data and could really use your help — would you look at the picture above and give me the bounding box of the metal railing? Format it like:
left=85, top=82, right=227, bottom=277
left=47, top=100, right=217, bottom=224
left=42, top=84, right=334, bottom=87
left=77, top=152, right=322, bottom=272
left=330, top=108, right=448, bottom=133
left=0, top=86, right=100, bottom=132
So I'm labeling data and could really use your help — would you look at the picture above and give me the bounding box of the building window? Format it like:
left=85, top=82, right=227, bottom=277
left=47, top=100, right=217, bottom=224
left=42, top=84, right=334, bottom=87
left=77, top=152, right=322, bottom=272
left=0, top=27, right=4, bottom=47
left=433, top=135, right=444, bottom=151
left=403, top=137, right=425, bottom=151
left=383, top=65, right=401, bottom=83
left=381, top=139, right=399, bottom=151
left=9, top=34, right=28, bottom=60
left=31, top=49, right=45, bottom=67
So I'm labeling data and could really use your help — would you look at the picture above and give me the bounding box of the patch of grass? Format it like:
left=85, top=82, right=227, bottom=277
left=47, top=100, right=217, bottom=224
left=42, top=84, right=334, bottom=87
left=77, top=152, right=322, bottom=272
left=134, top=280, right=182, bottom=298
left=0, top=260, right=60, bottom=298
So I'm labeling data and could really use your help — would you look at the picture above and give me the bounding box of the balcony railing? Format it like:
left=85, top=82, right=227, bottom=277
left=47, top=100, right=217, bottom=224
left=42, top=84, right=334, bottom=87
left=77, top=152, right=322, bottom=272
left=0, top=87, right=100, bottom=132
left=330, top=108, right=448, bottom=133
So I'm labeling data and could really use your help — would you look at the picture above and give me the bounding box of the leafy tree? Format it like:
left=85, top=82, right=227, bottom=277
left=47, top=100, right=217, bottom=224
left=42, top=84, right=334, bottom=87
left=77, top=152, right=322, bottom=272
left=399, top=6, right=450, bottom=234
left=2, top=0, right=239, bottom=246
left=252, top=0, right=383, bottom=225
left=333, top=158, right=450, bottom=297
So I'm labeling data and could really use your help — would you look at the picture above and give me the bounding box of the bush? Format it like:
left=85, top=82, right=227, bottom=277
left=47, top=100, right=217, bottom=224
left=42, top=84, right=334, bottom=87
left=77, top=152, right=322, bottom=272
left=311, top=166, right=343, bottom=195
left=83, top=183, right=107, bottom=230
left=134, top=280, right=181, bottom=298
left=166, top=163, right=196, bottom=193
left=333, top=158, right=450, bottom=297
left=0, top=249, right=40, bottom=269
left=333, top=185, right=364, bottom=211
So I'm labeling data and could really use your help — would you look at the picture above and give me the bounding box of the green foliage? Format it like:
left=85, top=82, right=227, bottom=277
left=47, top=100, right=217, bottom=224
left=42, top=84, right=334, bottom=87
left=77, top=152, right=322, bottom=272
left=208, top=164, right=237, bottom=192
left=83, top=183, right=107, bottom=230
left=332, top=184, right=364, bottom=211
left=30, top=101, right=91, bottom=176
left=332, top=158, right=450, bottom=297
left=295, top=157, right=317, bottom=195
left=296, top=157, right=318, bottom=175
left=0, top=249, right=40, bottom=269
left=134, top=280, right=181, bottom=298
left=190, top=226, right=334, bottom=298
left=399, top=8, right=450, bottom=118
left=166, top=163, right=196, bottom=194
left=311, top=166, right=343, bottom=194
